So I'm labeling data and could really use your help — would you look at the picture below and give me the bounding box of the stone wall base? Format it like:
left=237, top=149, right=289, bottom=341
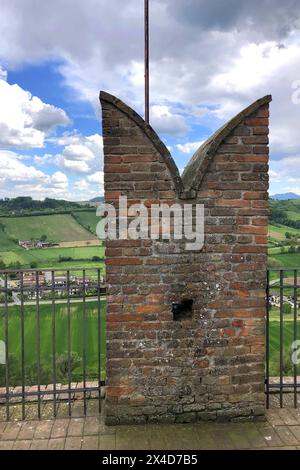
left=105, top=403, right=266, bottom=426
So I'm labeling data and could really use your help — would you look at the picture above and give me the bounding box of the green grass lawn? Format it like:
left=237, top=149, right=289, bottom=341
left=268, top=306, right=299, bottom=376
left=269, top=319, right=300, bottom=377
left=0, top=228, right=17, bottom=251
left=270, top=252, right=300, bottom=268
left=268, top=246, right=300, bottom=255
left=0, top=246, right=104, bottom=267
left=0, top=214, right=96, bottom=243
left=0, top=301, right=106, bottom=386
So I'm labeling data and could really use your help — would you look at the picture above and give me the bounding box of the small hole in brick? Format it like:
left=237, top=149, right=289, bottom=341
left=172, top=299, right=193, bottom=321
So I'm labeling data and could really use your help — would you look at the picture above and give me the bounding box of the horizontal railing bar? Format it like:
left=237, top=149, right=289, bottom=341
left=0, top=384, right=106, bottom=400
left=267, top=268, right=300, bottom=271
left=268, top=383, right=300, bottom=389
left=269, top=285, right=300, bottom=289
left=0, top=267, right=103, bottom=274
left=0, top=284, right=106, bottom=293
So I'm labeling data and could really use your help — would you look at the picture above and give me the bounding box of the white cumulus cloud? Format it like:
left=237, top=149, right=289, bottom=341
left=176, top=140, right=205, bottom=154
left=55, top=133, right=103, bottom=175
left=0, top=150, right=70, bottom=199
left=150, top=105, right=190, bottom=137
left=0, top=72, right=70, bottom=149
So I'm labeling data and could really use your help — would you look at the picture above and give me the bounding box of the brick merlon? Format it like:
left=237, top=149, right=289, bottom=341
left=100, top=91, right=272, bottom=198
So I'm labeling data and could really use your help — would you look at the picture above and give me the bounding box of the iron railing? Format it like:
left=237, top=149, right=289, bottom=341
left=0, top=268, right=106, bottom=421
left=266, top=268, right=299, bottom=408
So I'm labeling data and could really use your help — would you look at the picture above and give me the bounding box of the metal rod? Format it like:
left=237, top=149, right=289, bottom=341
left=36, top=271, right=41, bottom=418
left=144, top=0, right=149, bottom=124
left=279, top=270, right=284, bottom=408
left=0, top=283, right=104, bottom=294
left=51, top=270, right=57, bottom=418
left=97, top=268, right=101, bottom=413
left=4, top=273, right=9, bottom=421
left=266, top=270, right=270, bottom=409
left=82, top=269, right=87, bottom=415
left=294, top=269, right=298, bottom=408
left=0, top=385, right=104, bottom=401
left=67, top=270, right=72, bottom=416
left=0, top=266, right=105, bottom=276
left=268, top=383, right=300, bottom=390
left=20, top=272, right=26, bottom=420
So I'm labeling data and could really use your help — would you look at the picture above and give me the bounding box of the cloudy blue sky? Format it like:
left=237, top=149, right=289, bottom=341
left=1, top=0, right=300, bottom=200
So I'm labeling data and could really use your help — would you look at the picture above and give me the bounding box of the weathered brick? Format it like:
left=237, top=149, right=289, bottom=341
left=100, top=90, right=270, bottom=425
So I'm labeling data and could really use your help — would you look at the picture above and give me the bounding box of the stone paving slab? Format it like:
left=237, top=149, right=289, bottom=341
left=1, top=408, right=300, bottom=450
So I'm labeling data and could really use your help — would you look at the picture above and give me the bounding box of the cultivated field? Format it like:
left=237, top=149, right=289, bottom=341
left=1, top=214, right=96, bottom=243
left=0, top=212, right=104, bottom=270
left=0, top=301, right=106, bottom=386
left=0, top=246, right=104, bottom=265
left=58, top=240, right=102, bottom=248
left=269, top=223, right=300, bottom=242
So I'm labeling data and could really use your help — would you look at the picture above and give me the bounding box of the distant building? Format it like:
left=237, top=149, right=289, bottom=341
left=35, top=241, right=58, bottom=248
left=19, top=239, right=58, bottom=249
left=18, top=240, right=33, bottom=249
left=21, top=272, right=46, bottom=287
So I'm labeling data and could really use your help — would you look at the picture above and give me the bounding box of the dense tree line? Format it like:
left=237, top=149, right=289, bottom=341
left=270, top=208, right=300, bottom=229
left=0, top=197, right=91, bottom=216
left=270, top=198, right=300, bottom=230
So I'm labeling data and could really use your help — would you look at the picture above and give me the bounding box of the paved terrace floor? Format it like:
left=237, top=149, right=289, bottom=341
left=1, top=404, right=300, bottom=450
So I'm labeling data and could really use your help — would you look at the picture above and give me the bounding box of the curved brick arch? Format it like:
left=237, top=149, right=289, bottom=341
left=182, top=95, right=272, bottom=192
left=100, top=91, right=184, bottom=196
left=100, top=91, right=271, bottom=199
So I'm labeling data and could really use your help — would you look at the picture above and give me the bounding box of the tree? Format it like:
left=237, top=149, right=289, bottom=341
left=0, top=354, right=22, bottom=387
left=25, top=362, right=52, bottom=386
left=267, top=258, right=283, bottom=269
left=0, top=258, right=6, bottom=270
left=283, top=303, right=292, bottom=315
left=8, top=261, right=21, bottom=270
left=56, top=352, right=82, bottom=381
left=272, top=347, right=294, bottom=376
left=40, top=234, right=47, bottom=241
left=30, top=261, right=38, bottom=269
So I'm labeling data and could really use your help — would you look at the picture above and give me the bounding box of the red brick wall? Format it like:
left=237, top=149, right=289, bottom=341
left=100, top=91, right=271, bottom=425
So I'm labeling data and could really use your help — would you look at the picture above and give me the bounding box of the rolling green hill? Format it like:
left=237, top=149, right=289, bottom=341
left=0, top=212, right=103, bottom=270
left=269, top=223, right=300, bottom=244
left=1, top=214, right=96, bottom=243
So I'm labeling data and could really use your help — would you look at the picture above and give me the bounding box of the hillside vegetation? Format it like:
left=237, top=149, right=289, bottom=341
left=270, top=198, right=300, bottom=230
left=1, top=214, right=96, bottom=243
left=0, top=196, right=86, bottom=216
left=268, top=198, right=300, bottom=284
left=71, top=211, right=100, bottom=236
left=0, top=198, right=103, bottom=270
